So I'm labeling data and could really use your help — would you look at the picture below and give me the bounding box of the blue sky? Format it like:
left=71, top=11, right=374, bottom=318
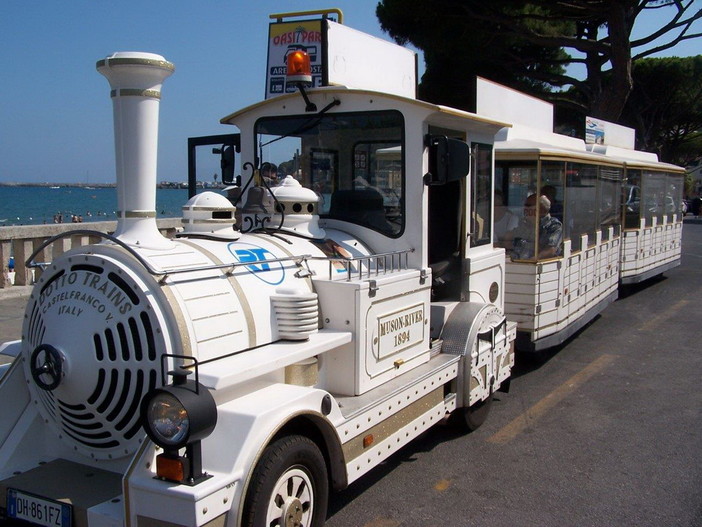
left=1, top=1, right=699, bottom=184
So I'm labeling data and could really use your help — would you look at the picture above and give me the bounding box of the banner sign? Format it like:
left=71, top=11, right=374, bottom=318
left=266, top=20, right=324, bottom=99
left=585, top=117, right=606, bottom=145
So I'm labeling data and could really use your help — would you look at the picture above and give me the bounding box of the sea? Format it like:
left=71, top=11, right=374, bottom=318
left=0, top=186, right=199, bottom=226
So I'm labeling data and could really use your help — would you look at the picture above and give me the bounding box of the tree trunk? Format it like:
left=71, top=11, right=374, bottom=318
left=589, top=3, right=634, bottom=121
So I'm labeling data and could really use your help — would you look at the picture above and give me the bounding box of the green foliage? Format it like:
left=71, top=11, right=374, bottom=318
left=621, top=56, right=702, bottom=164
left=376, top=0, right=568, bottom=110
left=376, top=0, right=702, bottom=129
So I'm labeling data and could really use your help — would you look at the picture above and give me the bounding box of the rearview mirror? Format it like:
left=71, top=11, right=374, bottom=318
left=424, top=135, right=470, bottom=186
left=219, top=145, right=236, bottom=185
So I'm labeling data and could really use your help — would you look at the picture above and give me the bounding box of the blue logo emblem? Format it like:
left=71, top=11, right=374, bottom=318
left=228, top=243, right=286, bottom=285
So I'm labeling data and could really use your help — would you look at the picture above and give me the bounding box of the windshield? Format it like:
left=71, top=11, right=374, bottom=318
left=255, top=110, right=404, bottom=236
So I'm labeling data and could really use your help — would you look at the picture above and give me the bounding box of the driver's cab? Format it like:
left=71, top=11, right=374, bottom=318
left=218, top=89, right=509, bottom=314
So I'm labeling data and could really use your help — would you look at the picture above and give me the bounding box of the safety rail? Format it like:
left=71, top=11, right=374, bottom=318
left=0, top=220, right=181, bottom=289
left=311, top=248, right=414, bottom=281
left=7, top=223, right=414, bottom=292
left=23, top=229, right=314, bottom=285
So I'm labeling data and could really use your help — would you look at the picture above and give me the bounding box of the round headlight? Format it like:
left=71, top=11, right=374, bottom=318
left=147, top=392, right=190, bottom=447
left=140, top=380, right=217, bottom=450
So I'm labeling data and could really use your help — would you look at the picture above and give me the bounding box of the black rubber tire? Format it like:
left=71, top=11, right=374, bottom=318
left=450, top=394, right=494, bottom=433
left=243, top=434, right=329, bottom=527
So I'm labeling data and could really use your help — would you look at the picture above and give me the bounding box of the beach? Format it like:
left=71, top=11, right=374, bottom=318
left=0, top=185, right=197, bottom=226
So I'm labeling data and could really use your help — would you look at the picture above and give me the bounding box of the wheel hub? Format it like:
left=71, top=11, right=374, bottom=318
left=283, top=497, right=303, bottom=527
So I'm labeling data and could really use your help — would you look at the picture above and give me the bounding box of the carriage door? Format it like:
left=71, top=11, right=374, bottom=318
left=427, top=128, right=467, bottom=301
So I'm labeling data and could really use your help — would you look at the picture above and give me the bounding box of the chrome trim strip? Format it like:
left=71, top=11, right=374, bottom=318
left=96, top=57, right=175, bottom=71
left=110, top=88, right=161, bottom=99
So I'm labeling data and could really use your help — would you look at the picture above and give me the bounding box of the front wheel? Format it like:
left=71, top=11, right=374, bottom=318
left=243, top=434, right=329, bottom=527
left=450, top=394, right=493, bottom=432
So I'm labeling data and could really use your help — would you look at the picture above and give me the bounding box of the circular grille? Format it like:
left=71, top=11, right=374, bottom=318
left=22, top=254, right=169, bottom=460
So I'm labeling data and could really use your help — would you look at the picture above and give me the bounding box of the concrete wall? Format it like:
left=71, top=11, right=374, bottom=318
left=0, top=218, right=182, bottom=288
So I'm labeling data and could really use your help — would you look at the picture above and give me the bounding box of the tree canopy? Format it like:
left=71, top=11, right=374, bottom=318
left=620, top=55, right=702, bottom=165
left=375, top=0, right=570, bottom=111
left=377, top=0, right=702, bottom=128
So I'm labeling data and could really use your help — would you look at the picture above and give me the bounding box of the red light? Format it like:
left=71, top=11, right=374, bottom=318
left=286, top=50, right=312, bottom=85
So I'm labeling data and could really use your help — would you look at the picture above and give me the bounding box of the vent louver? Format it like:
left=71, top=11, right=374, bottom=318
left=23, top=256, right=170, bottom=459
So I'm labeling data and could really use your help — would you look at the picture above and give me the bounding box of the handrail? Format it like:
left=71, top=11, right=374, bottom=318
left=308, top=248, right=414, bottom=281
left=22, top=229, right=413, bottom=286
left=269, top=8, right=343, bottom=24
left=26, top=229, right=155, bottom=272
left=25, top=229, right=314, bottom=283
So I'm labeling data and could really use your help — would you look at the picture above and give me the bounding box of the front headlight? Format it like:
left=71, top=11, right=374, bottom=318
left=140, top=380, right=217, bottom=451
left=147, top=392, right=190, bottom=447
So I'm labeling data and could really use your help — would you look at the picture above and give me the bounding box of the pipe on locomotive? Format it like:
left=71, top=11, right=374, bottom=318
left=96, top=52, right=175, bottom=249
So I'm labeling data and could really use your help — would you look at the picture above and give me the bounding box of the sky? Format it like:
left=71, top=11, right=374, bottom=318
left=1, top=1, right=700, bottom=185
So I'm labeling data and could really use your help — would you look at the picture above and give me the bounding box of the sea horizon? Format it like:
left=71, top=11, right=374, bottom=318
left=0, top=185, right=222, bottom=226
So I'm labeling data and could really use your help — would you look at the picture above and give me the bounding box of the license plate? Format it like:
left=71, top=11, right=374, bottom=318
left=6, top=488, right=72, bottom=527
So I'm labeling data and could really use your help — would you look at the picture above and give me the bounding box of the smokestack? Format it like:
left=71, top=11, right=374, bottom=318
left=97, top=52, right=175, bottom=249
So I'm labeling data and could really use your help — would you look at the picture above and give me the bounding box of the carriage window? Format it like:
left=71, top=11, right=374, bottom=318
left=541, top=161, right=565, bottom=225
left=565, top=162, right=598, bottom=251
left=255, top=110, right=404, bottom=236
left=599, top=166, right=623, bottom=239
left=642, top=170, right=666, bottom=226
left=666, top=172, right=684, bottom=221
left=471, top=143, right=492, bottom=247
left=623, top=169, right=642, bottom=229
left=495, top=161, right=538, bottom=261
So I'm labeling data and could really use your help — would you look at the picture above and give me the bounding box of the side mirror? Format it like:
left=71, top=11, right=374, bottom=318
left=424, top=135, right=470, bottom=186
left=220, top=145, right=236, bottom=185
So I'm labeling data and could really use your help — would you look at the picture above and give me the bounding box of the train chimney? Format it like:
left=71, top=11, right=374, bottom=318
left=97, top=52, right=175, bottom=249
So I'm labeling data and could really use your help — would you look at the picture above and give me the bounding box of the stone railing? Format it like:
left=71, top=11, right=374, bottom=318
left=0, top=219, right=182, bottom=289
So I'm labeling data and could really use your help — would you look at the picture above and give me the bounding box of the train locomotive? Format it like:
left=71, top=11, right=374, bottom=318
left=0, top=17, right=516, bottom=527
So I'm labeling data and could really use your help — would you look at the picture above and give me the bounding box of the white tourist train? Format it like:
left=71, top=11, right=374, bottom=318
left=0, top=9, right=684, bottom=527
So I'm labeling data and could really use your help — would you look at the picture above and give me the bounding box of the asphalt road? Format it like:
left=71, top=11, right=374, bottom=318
left=1, top=225, right=700, bottom=526
left=325, top=223, right=702, bottom=527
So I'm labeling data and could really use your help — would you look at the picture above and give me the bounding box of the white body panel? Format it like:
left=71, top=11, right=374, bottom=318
left=326, top=21, right=416, bottom=98
left=620, top=217, right=683, bottom=282
left=504, top=229, right=620, bottom=348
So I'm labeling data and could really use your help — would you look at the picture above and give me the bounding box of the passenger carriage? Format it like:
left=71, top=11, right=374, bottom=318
left=587, top=144, right=685, bottom=285
left=478, top=78, right=684, bottom=351
left=493, top=129, right=624, bottom=351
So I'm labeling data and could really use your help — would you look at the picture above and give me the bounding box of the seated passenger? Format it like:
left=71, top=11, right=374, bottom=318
left=493, top=190, right=519, bottom=244
left=260, top=162, right=278, bottom=186
left=507, top=194, right=563, bottom=260
left=541, top=185, right=563, bottom=222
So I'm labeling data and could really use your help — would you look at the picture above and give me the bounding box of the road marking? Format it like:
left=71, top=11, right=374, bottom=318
left=434, top=479, right=451, bottom=491
left=638, top=299, right=689, bottom=332
left=487, top=354, right=616, bottom=445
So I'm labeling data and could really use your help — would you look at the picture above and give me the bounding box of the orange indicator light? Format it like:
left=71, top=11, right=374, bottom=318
left=156, top=453, right=187, bottom=482
left=286, top=50, right=312, bottom=85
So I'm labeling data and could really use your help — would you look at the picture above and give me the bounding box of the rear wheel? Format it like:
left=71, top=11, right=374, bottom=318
left=243, top=434, right=329, bottom=527
left=450, top=394, right=494, bottom=432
